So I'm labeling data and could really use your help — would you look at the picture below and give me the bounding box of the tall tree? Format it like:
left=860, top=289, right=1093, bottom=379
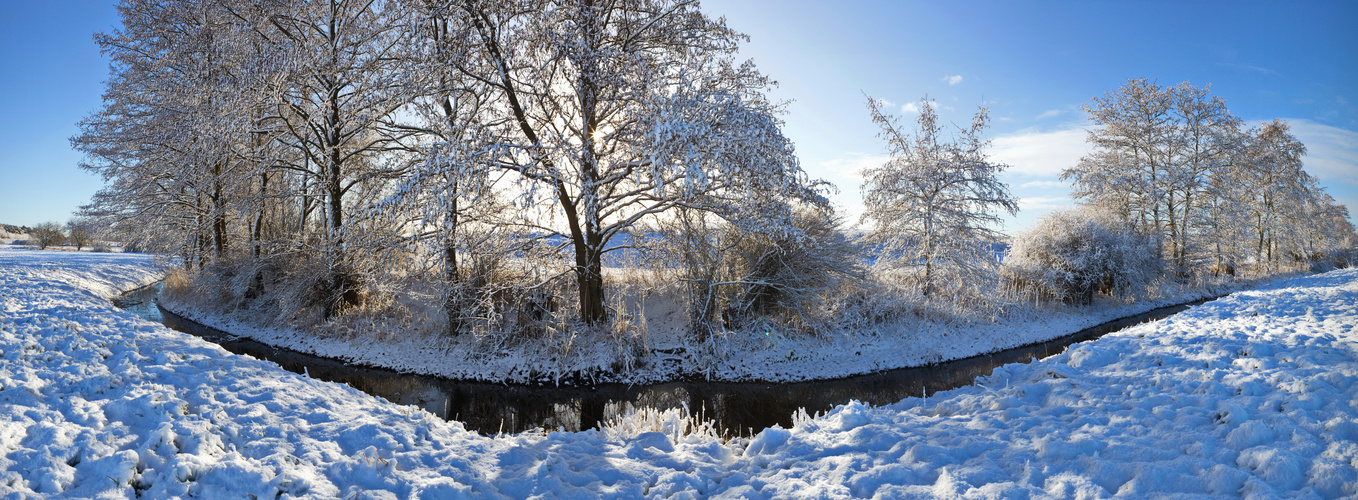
left=1064, top=79, right=1177, bottom=261
left=434, top=0, right=828, bottom=324
left=860, top=96, right=1019, bottom=299
left=264, top=0, right=413, bottom=316
left=1167, top=82, right=1241, bottom=272
left=375, top=0, right=509, bottom=335
left=74, top=0, right=263, bottom=267
left=1240, top=119, right=1309, bottom=270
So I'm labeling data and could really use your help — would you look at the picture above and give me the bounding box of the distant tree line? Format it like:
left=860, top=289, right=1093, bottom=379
left=1005, top=80, right=1355, bottom=305
left=1060, top=79, right=1354, bottom=276
left=7, top=220, right=97, bottom=251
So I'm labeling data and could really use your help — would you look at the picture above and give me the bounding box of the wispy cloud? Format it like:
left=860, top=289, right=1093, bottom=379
left=1036, top=109, right=1064, bottom=119
left=900, top=98, right=943, bottom=114
left=1289, top=119, right=1358, bottom=226
left=942, top=75, right=964, bottom=86
left=1285, top=119, right=1358, bottom=184
left=1020, top=180, right=1068, bottom=190
left=819, top=154, right=886, bottom=181
left=817, top=154, right=889, bottom=225
left=1018, top=197, right=1073, bottom=211
left=1220, top=62, right=1278, bottom=75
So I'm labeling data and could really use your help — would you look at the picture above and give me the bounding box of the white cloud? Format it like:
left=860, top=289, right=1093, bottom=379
left=1019, top=180, right=1067, bottom=190
left=819, top=155, right=885, bottom=182
left=1285, top=119, right=1358, bottom=183
left=1283, top=119, right=1358, bottom=225
left=1220, top=62, right=1278, bottom=75
left=1036, top=109, right=1064, bottom=119
left=942, top=75, right=964, bottom=86
left=1017, top=197, right=1073, bottom=211
left=986, top=126, right=1092, bottom=233
left=814, top=154, right=887, bottom=227
left=989, top=126, right=1090, bottom=177
left=901, top=102, right=920, bottom=114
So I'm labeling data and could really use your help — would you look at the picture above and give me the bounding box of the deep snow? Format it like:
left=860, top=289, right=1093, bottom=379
left=3, top=247, right=1357, bottom=497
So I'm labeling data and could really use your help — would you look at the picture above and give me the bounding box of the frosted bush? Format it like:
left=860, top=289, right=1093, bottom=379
left=1005, top=209, right=1162, bottom=304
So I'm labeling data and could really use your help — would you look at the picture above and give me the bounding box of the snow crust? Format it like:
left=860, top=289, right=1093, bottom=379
left=3, top=248, right=1356, bottom=498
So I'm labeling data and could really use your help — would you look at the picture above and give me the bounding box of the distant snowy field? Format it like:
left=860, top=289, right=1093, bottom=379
left=2, top=248, right=1356, bottom=498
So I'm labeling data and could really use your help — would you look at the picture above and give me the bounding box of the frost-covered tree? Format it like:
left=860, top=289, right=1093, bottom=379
left=434, top=0, right=829, bottom=325
left=373, top=1, right=514, bottom=335
left=860, top=96, right=1018, bottom=299
left=1240, top=119, right=1310, bottom=271
left=74, top=0, right=267, bottom=267
left=1005, top=208, right=1161, bottom=304
left=262, top=0, right=415, bottom=316
left=1168, top=82, right=1242, bottom=272
left=1063, top=79, right=1184, bottom=269
left=1064, top=80, right=1353, bottom=277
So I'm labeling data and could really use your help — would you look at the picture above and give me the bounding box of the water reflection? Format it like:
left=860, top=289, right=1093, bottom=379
left=117, top=284, right=1207, bottom=435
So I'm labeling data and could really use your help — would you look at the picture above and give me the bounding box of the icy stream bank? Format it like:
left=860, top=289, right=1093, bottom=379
left=131, top=281, right=1217, bottom=435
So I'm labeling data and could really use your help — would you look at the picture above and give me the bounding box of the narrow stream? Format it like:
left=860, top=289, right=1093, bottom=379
left=115, top=283, right=1211, bottom=436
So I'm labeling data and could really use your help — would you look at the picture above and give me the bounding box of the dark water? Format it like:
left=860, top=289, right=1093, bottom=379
left=116, top=283, right=1210, bottom=436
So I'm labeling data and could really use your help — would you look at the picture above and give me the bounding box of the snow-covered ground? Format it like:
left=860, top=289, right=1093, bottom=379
left=159, top=267, right=1276, bottom=385
left=3, top=247, right=1356, bottom=497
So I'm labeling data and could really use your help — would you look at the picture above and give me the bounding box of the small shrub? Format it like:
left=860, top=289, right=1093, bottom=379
left=1004, top=209, right=1162, bottom=304
left=722, top=208, right=865, bottom=332
left=649, top=206, right=865, bottom=341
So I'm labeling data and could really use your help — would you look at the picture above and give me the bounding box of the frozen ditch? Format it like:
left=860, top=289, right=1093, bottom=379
left=118, top=283, right=1216, bottom=435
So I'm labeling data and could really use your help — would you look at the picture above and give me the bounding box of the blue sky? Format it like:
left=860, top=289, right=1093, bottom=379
left=1, top=0, right=1354, bottom=233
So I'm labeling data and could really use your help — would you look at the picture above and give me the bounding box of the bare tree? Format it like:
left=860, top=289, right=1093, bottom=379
left=262, top=0, right=414, bottom=317
left=1168, top=82, right=1242, bottom=273
left=1063, top=79, right=1178, bottom=263
left=434, top=0, right=829, bottom=325
left=860, top=95, right=1018, bottom=300
left=1063, top=80, right=1352, bottom=277
left=33, top=222, right=66, bottom=250
left=1240, top=119, right=1310, bottom=271
left=66, top=219, right=94, bottom=251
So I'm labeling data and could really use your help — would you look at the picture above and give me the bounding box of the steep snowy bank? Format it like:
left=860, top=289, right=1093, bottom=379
left=2, top=248, right=1355, bottom=497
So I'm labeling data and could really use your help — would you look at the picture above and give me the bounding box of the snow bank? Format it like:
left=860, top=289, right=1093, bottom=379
left=3, top=249, right=1355, bottom=497
left=158, top=267, right=1276, bottom=385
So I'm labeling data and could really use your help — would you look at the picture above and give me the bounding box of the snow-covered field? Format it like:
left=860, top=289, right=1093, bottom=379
left=3, top=247, right=1357, bottom=497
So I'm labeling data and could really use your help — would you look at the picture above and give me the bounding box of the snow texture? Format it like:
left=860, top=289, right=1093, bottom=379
left=160, top=270, right=1277, bottom=385
left=3, top=247, right=1357, bottom=498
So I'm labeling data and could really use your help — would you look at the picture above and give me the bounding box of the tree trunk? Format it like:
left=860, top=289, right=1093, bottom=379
left=444, top=240, right=463, bottom=335
left=322, top=83, right=356, bottom=319
left=211, top=160, right=227, bottom=260
left=561, top=193, right=607, bottom=324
